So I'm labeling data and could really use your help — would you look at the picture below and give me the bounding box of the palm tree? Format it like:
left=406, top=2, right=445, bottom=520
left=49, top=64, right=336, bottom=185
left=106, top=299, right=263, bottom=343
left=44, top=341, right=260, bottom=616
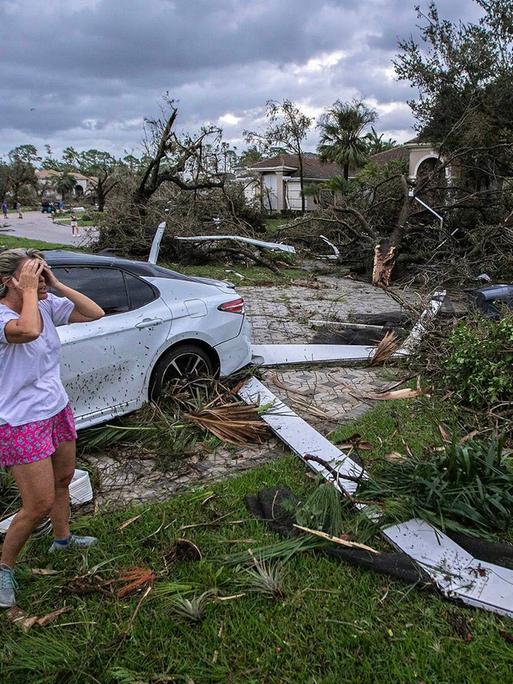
left=51, top=172, right=77, bottom=202
left=317, top=100, right=377, bottom=180
left=366, top=127, right=397, bottom=155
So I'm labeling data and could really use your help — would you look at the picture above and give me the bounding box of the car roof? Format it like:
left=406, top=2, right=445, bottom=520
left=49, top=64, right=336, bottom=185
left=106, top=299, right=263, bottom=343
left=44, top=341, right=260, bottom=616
left=43, top=250, right=232, bottom=288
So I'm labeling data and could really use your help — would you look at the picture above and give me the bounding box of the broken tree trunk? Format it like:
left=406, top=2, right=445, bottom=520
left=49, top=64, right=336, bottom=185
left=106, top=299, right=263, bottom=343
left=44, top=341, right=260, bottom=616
left=372, top=175, right=413, bottom=288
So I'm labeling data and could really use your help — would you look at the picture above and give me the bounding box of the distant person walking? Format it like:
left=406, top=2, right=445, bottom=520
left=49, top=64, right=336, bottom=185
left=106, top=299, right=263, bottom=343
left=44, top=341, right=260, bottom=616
left=70, top=211, right=79, bottom=237
left=1, top=201, right=7, bottom=220
left=16, top=203, right=22, bottom=219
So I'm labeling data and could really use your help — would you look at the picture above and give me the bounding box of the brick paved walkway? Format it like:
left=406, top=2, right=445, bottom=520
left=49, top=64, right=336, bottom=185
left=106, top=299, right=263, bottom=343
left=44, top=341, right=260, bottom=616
left=86, top=276, right=407, bottom=508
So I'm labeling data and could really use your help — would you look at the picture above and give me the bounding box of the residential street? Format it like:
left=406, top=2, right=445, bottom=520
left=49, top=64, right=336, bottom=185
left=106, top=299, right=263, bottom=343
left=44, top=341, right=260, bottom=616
left=0, top=210, right=97, bottom=247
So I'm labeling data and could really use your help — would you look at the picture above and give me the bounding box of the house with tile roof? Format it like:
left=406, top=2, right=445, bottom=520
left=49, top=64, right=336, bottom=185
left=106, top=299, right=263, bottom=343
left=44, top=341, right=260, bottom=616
left=368, top=140, right=455, bottom=183
left=237, top=153, right=343, bottom=212
left=36, top=169, right=96, bottom=200
left=239, top=142, right=454, bottom=213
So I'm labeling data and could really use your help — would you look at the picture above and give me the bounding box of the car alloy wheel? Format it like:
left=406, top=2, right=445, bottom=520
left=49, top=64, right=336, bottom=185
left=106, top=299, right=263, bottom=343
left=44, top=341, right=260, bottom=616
left=150, top=344, right=215, bottom=401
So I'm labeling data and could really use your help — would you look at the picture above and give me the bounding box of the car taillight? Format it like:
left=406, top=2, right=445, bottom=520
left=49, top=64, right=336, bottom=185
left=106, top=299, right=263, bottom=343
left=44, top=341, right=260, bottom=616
left=218, top=297, right=245, bottom=314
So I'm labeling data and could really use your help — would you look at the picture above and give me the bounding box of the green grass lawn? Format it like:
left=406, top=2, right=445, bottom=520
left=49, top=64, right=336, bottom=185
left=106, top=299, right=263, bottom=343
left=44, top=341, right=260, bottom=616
left=0, top=235, right=72, bottom=251
left=0, top=236, right=302, bottom=285
left=2, top=396, right=513, bottom=684
left=165, top=262, right=305, bottom=285
left=54, top=218, right=97, bottom=227
left=265, top=217, right=289, bottom=235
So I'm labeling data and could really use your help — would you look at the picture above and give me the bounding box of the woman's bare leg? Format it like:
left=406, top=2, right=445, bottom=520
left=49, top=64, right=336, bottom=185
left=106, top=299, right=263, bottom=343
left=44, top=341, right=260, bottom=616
left=0, top=459, right=55, bottom=568
left=50, top=440, right=76, bottom=540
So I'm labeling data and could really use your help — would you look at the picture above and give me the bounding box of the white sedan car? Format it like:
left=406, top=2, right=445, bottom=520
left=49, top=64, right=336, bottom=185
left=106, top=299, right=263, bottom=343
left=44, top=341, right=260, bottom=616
left=44, top=250, right=252, bottom=429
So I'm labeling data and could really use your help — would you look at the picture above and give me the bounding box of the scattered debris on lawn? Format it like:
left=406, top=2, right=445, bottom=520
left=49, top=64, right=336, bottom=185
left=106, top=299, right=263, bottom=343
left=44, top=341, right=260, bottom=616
left=336, top=433, right=374, bottom=452
left=105, top=567, right=156, bottom=599
left=167, top=590, right=216, bottom=623
left=183, top=400, right=268, bottom=446
left=236, top=556, right=285, bottom=599
left=65, top=566, right=156, bottom=599
left=31, top=568, right=61, bottom=577
left=221, top=535, right=325, bottom=566
left=5, top=606, right=72, bottom=632
left=362, top=385, right=427, bottom=401
left=446, top=610, right=474, bottom=642
left=370, top=331, right=401, bottom=366
left=295, top=479, right=346, bottom=536
left=164, top=538, right=202, bottom=566
left=293, top=525, right=379, bottom=554
left=118, top=512, right=146, bottom=531
left=238, top=377, right=513, bottom=619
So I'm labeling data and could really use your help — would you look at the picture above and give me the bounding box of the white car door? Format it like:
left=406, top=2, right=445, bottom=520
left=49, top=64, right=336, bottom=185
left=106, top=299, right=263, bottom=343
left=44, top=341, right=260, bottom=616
left=53, top=265, right=172, bottom=428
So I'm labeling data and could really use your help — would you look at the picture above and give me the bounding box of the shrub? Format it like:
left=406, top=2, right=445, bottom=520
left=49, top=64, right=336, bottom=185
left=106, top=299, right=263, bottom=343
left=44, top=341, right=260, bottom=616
left=443, top=314, right=513, bottom=407
left=359, top=438, right=513, bottom=538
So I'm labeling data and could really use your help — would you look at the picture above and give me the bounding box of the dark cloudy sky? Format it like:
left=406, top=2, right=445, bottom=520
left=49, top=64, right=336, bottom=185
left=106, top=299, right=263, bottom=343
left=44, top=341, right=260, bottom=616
left=0, top=0, right=482, bottom=159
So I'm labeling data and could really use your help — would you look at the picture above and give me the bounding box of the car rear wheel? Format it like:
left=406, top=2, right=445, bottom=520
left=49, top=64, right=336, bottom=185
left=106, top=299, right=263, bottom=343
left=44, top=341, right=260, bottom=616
left=150, top=343, right=216, bottom=401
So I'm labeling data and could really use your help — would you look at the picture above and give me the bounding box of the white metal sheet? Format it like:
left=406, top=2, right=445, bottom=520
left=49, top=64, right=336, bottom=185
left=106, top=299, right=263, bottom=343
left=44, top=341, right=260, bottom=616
left=176, top=235, right=296, bottom=254
left=383, top=519, right=475, bottom=590
left=148, top=221, right=166, bottom=264
left=384, top=519, right=513, bottom=618
left=251, top=344, right=374, bottom=367
left=238, top=377, right=363, bottom=494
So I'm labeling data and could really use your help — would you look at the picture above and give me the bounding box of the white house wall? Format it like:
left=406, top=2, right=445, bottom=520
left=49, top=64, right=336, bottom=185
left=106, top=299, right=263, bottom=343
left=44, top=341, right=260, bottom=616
left=262, top=174, right=278, bottom=211
left=285, top=180, right=302, bottom=210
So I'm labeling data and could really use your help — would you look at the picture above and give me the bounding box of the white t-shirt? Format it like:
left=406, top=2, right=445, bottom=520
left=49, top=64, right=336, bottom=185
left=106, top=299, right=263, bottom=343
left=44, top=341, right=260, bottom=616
left=0, top=293, right=74, bottom=426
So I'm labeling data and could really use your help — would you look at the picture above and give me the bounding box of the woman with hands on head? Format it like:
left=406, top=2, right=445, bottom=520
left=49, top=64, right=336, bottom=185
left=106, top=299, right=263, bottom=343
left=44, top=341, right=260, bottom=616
left=0, top=248, right=104, bottom=608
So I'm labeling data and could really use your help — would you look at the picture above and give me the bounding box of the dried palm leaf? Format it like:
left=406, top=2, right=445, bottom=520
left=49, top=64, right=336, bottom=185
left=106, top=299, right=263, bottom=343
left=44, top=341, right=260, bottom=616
left=370, top=330, right=401, bottom=366
left=103, top=567, right=156, bottom=599
left=184, top=403, right=268, bottom=445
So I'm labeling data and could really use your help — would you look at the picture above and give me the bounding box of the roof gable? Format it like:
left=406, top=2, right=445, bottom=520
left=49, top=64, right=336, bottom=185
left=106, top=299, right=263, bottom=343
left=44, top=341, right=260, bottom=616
left=246, top=153, right=342, bottom=179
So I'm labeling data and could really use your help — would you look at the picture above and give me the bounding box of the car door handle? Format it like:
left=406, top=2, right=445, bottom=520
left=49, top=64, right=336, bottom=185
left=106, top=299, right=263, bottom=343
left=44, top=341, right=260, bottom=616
left=135, top=318, right=163, bottom=329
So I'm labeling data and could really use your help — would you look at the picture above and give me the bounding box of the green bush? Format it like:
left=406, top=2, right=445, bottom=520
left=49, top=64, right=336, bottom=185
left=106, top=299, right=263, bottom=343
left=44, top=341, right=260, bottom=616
left=359, top=437, right=513, bottom=538
left=443, top=314, right=513, bottom=407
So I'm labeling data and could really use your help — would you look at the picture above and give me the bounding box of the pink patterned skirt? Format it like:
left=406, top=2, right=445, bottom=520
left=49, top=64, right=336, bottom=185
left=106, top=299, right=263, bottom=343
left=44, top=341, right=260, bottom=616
left=0, top=405, right=77, bottom=468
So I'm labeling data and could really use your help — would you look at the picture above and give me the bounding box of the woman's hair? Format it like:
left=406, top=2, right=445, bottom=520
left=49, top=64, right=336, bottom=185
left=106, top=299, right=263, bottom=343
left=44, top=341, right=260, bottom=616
left=0, top=248, right=44, bottom=297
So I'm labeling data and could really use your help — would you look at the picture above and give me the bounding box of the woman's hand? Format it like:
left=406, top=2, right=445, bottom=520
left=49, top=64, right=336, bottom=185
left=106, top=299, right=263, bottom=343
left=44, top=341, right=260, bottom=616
left=42, top=263, right=61, bottom=290
left=9, top=259, right=44, bottom=294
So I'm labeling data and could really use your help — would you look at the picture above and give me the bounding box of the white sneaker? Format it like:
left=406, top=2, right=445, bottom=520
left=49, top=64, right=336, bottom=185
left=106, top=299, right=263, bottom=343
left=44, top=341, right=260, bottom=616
left=48, top=534, right=98, bottom=553
left=0, top=566, right=17, bottom=608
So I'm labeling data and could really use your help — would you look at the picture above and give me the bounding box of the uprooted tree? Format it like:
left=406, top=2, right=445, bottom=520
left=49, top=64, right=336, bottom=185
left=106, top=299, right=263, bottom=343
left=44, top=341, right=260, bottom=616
left=97, top=98, right=275, bottom=268
left=376, top=0, right=513, bottom=284
left=277, top=0, right=513, bottom=287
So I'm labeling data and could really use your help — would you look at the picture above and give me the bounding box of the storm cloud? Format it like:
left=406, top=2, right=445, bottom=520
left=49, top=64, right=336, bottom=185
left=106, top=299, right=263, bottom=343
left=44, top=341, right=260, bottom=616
left=0, top=0, right=482, bottom=157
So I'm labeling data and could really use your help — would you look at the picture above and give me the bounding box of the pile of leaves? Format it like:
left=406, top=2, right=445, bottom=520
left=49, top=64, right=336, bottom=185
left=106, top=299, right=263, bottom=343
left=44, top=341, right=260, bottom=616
left=358, top=438, right=513, bottom=539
